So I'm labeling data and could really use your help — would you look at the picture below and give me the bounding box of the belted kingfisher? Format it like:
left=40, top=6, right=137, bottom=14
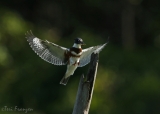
left=25, top=30, right=107, bottom=85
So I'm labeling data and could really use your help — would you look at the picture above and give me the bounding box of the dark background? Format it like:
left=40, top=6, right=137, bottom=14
left=0, top=0, right=160, bottom=114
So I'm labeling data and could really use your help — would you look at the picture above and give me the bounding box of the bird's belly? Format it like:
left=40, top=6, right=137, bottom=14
left=66, top=65, right=78, bottom=77
left=64, top=57, right=79, bottom=77
left=69, top=57, right=80, bottom=65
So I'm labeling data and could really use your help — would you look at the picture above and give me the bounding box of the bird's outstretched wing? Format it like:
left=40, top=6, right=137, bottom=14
left=78, top=43, right=107, bottom=67
left=25, top=30, right=68, bottom=65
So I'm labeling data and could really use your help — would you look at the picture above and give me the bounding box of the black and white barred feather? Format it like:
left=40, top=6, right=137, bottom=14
left=25, top=31, right=67, bottom=65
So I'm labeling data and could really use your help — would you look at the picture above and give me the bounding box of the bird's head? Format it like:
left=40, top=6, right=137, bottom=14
left=74, top=38, right=85, bottom=45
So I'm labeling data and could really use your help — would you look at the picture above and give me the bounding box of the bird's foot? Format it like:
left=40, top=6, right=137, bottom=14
left=72, top=61, right=78, bottom=66
left=72, top=62, right=76, bottom=66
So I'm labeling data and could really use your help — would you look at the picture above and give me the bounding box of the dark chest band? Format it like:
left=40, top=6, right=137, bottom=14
left=69, top=47, right=82, bottom=54
left=64, top=49, right=81, bottom=63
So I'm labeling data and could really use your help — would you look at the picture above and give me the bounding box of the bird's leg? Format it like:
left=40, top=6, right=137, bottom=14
left=73, top=61, right=80, bottom=66
left=72, top=61, right=77, bottom=66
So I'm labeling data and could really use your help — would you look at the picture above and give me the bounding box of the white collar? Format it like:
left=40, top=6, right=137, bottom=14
left=73, top=43, right=81, bottom=48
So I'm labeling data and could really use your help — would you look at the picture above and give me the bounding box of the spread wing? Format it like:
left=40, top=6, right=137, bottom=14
left=78, top=43, right=107, bottom=67
left=25, top=30, right=68, bottom=65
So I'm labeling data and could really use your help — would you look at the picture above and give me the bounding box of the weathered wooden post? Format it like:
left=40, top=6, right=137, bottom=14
left=72, top=53, right=99, bottom=114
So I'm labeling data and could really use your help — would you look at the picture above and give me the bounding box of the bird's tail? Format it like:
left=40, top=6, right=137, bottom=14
left=60, top=76, right=70, bottom=86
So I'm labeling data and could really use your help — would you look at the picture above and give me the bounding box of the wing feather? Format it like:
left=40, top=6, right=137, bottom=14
left=78, top=43, right=107, bottom=67
left=25, top=30, right=68, bottom=65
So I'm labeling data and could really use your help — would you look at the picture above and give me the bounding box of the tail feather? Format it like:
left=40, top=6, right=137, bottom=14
left=60, top=76, right=70, bottom=85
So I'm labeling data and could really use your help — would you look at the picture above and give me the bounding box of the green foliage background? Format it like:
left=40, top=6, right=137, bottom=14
left=0, top=0, right=160, bottom=114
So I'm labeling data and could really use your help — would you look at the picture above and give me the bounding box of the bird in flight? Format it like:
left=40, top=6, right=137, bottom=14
left=25, top=30, right=107, bottom=85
